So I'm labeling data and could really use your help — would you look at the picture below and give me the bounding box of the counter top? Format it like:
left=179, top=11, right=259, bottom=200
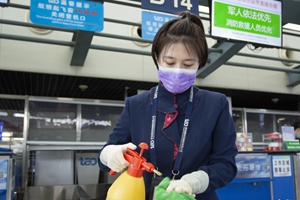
left=238, top=150, right=300, bottom=155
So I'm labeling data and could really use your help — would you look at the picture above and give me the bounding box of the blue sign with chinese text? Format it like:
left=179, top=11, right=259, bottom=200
left=0, top=159, right=7, bottom=190
left=141, top=0, right=198, bottom=15
left=235, top=154, right=270, bottom=178
left=142, top=10, right=177, bottom=40
left=30, top=0, right=104, bottom=32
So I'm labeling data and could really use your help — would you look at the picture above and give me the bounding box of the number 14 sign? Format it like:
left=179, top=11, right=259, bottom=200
left=141, top=0, right=199, bottom=15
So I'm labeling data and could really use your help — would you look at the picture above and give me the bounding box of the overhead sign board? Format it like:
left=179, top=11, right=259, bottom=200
left=0, top=0, right=9, bottom=7
left=30, top=0, right=104, bottom=32
left=211, top=0, right=282, bottom=48
left=141, top=0, right=199, bottom=15
left=141, top=10, right=177, bottom=40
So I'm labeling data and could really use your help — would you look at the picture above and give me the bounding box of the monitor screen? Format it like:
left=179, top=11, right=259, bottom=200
left=210, top=0, right=282, bottom=48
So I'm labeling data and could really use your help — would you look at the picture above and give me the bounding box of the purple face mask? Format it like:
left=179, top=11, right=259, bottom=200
left=158, top=66, right=197, bottom=94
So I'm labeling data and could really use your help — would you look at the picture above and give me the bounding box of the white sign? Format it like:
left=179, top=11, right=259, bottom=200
left=272, top=156, right=292, bottom=177
left=76, top=153, right=100, bottom=184
left=282, top=126, right=295, bottom=141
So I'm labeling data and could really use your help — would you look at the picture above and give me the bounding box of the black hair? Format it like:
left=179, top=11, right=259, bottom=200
left=293, top=122, right=300, bottom=130
left=151, top=11, right=208, bottom=70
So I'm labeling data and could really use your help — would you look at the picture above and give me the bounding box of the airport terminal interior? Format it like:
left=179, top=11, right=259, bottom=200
left=0, top=0, right=300, bottom=199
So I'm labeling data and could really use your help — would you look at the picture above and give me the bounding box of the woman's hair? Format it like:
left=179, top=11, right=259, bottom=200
left=293, top=122, right=300, bottom=130
left=151, top=11, right=208, bottom=70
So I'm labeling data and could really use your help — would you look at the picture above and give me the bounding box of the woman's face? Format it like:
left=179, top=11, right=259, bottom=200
left=157, top=43, right=199, bottom=70
left=295, top=128, right=300, bottom=138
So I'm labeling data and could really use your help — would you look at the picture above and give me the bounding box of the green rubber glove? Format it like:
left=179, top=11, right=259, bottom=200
left=155, top=177, right=196, bottom=200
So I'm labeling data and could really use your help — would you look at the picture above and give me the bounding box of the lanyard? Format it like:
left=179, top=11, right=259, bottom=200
left=150, top=85, right=194, bottom=179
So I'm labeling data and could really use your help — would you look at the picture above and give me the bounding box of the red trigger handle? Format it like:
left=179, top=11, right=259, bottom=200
left=109, top=143, right=148, bottom=176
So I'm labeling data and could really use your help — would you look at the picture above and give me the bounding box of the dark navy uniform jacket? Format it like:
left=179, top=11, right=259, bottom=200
left=98, top=83, right=238, bottom=200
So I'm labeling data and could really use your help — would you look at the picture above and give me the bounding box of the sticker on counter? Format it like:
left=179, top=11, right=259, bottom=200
left=272, top=155, right=291, bottom=177
left=235, top=154, right=270, bottom=178
left=0, top=160, right=8, bottom=190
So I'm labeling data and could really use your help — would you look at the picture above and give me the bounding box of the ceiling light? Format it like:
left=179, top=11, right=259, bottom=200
left=1, top=137, right=11, bottom=142
left=13, top=113, right=25, bottom=118
left=283, top=23, right=300, bottom=32
left=271, top=98, right=279, bottom=104
left=25, top=11, right=52, bottom=35
left=13, top=138, right=24, bottom=141
left=0, top=112, right=8, bottom=116
left=2, top=132, right=12, bottom=137
left=79, top=84, right=88, bottom=92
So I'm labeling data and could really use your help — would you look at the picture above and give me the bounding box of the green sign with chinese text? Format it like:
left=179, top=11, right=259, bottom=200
left=214, top=1, right=281, bottom=38
left=284, top=141, right=300, bottom=151
left=211, top=0, right=282, bottom=47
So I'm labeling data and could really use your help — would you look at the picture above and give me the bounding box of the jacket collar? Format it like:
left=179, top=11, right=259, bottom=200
left=150, top=82, right=200, bottom=114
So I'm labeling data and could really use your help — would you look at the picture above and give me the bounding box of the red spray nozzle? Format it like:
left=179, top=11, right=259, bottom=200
left=109, top=142, right=162, bottom=177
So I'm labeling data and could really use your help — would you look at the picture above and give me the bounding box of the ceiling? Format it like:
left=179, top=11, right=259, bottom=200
left=0, top=69, right=300, bottom=111
left=0, top=0, right=300, bottom=112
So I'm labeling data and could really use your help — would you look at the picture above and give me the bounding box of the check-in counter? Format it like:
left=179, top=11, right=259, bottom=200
left=23, top=148, right=113, bottom=200
left=23, top=184, right=111, bottom=200
left=217, top=151, right=300, bottom=200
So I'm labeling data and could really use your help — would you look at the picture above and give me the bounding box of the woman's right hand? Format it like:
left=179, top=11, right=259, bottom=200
left=99, top=143, right=137, bottom=172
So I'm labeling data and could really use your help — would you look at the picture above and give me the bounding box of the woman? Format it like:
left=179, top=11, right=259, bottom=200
left=98, top=11, right=237, bottom=200
left=293, top=122, right=300, bottom=140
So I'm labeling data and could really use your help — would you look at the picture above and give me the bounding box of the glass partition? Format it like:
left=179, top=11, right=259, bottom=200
left=245, top=109, right=300, bottom=144
left=0, top=99, right=24, bottom=135
left=28, top=101, right=77, bottom=141
left=232, top=109, right=244, bottom=133
left=275, top=114, right=300, bottom=133
left=0, top=98, right=24, bottom=152
left=246, top=112, right=274, bottom=142
left=81, top=104, right=124, bottom=142
left=2, top=95, right=299, bottom=189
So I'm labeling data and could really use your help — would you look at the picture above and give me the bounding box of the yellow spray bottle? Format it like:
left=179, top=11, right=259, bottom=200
left=106, top=142, right=162, bottom=200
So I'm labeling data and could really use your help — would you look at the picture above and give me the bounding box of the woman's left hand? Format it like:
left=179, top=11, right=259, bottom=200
left=155, top=177, right=196, bottom=200
left=166, top=179, right=195, bottom=197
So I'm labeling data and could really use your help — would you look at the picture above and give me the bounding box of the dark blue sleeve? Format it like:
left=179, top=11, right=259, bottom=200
left=98, top=97, right=132, bottom=171
left=199, top=95, right=238, bottom=192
